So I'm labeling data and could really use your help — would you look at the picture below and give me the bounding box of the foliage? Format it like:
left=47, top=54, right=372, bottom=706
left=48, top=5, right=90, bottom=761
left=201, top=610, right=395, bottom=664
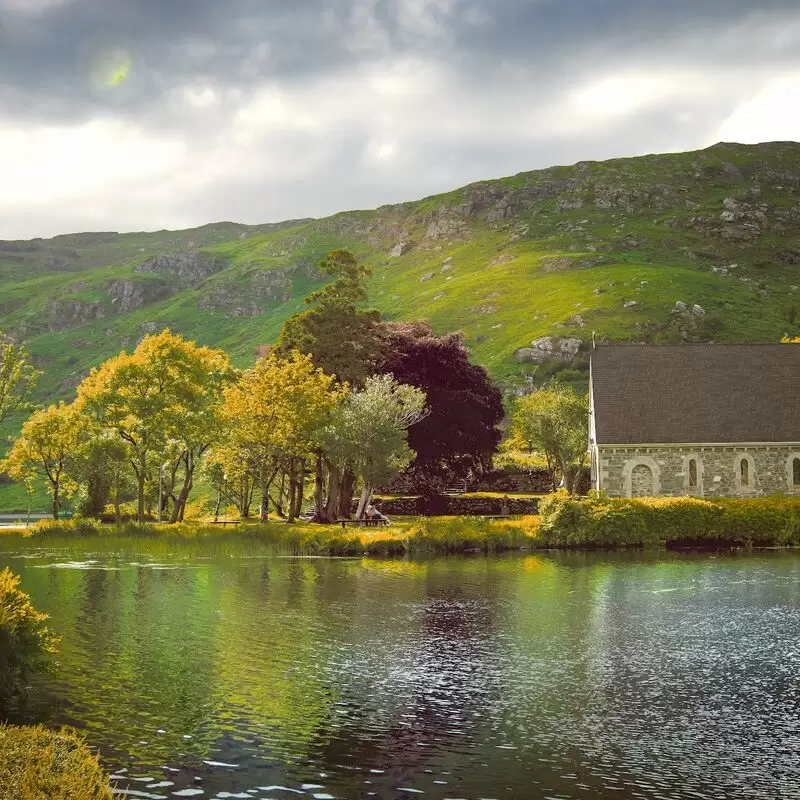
left=0, top=568, right=59, bottom=708
left=322, top=374, right=427, bottom=518
left=0, top=724, right=113, bottom=800
left=211, top=349, right=342, bottom=520
left=2, top=403, right=85, bottom=519
left=278, top=248, right=381, bottom=385
left=0, top=335, right=40, bottom=426
left=507, top=387, right=588, bottom=493
left=374, top=321, right=504, bottom=482
left=70, top=437, right=132, bottom=521
left=538, top=491, right=800, bottom=548
left=75, top=330, right=233, bottom=522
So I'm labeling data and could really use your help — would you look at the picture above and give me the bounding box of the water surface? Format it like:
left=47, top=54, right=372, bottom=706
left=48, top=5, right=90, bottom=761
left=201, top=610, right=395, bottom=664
left=2, top=536, right=799, bottom=799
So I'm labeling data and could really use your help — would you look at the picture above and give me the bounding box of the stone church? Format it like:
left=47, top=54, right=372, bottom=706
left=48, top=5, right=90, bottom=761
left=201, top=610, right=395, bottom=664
left=589, top=344, right=800, bottom=497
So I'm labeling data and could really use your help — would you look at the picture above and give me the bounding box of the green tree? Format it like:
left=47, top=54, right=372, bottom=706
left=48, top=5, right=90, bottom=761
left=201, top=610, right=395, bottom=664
left=71, top=436, right=133, bottom=522
left=278, top=249, right=381, bottom=386
left=507, top=387, right=588, bottom=494
left=0, top=335, right=40, bottom=426
left=0, top=568, right=59, bottom=709
left=76, top=330, right=232, bottom=522
left=322, top=374, right=427, bottom=519
left=214, top=350, right=341, bottom=522
left=2, top=403, right=84, bottom=519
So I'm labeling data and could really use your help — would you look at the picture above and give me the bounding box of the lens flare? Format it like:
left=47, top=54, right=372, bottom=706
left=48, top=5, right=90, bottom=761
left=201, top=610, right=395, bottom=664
left=90, top=47, right=132, bottom=90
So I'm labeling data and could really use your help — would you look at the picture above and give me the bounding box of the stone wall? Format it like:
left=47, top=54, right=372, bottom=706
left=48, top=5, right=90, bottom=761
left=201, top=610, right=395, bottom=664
left=596, top=444, right=800, bottom=498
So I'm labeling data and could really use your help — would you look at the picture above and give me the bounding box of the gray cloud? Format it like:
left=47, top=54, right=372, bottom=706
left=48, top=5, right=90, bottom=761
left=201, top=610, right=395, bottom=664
left=0, top=0, right=798, bottom=238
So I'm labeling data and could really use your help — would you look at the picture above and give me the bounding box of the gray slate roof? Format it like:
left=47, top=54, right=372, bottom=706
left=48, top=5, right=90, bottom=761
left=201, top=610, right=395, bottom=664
left=591, top=344, right=800, bottom=444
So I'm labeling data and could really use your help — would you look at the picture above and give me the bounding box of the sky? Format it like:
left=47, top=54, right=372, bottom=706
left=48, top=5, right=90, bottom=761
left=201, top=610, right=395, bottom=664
left=1, top=0, right=799, bottom=240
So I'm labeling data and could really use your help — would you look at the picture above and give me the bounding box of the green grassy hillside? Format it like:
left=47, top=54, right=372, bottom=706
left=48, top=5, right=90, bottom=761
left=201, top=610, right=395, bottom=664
left=2, top=140, right=799, bottom=405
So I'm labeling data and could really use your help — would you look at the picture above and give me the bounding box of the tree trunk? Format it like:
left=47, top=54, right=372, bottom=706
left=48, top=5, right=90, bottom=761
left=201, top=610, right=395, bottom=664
left=135, top=464, right=146, bottom=523
left=323, top=463, right=342, bottom=523
left=314, top=450, right=325, bottom=521
left=356, top=484, right=372, bottom=520
left=338, top=467, right=356, bottom=519
left=171, top=476, right=193, bottom=523
left=260, top=471, right=274, bottom=522
left=293, top=469, right=304, bottom=521
left=275, top=470, right=286, bottom=517
left=238, top=475, right=251, bottom=518
left=112, top=467, right=122, bottom=525
left=288, top=459, right=305, bottom=523
left=51, top=481, right=60, bottom=521
left=213, top=488, right=222, bottom=523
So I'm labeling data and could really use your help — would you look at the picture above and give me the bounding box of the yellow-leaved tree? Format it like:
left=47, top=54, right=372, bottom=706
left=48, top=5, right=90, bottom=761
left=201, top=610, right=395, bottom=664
left=75, top=330, right=233, bottom=522
left=212, top=350, right=342, bottom=522
left=3, top=403, right=85, bottom=519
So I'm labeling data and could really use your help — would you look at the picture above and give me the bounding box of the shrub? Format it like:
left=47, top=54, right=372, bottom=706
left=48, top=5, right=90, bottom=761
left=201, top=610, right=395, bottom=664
left=0, top=724, right=113, bottom=800
left=26, top=518, right=105, bottom=537
left=0, top=569, right=59, bottom=707
left=539, top=492, right=800, bottom=548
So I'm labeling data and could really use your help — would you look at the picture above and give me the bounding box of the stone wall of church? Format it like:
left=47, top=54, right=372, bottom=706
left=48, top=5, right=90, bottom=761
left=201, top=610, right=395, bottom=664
left=596, top=444, right=800, bottom=498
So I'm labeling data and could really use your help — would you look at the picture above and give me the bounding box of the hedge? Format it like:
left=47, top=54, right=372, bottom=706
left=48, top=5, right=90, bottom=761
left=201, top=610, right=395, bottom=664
left=0, top=725, right=113, bottom=800
left=374, top=494, right=540, bottom=516
left=539, top=492, right=800, bottom=548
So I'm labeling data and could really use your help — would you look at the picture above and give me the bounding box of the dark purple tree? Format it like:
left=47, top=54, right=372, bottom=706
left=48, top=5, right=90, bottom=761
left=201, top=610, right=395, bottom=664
left=374, top=321, right=504, bottom=487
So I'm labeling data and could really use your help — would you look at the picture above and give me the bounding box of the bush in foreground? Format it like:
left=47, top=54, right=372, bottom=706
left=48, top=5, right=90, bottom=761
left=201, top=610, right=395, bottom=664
left=539, top=492, right=800, bottom=548
left=0, top=724, right=113, bottom=800
left=0, top=568, right=59, bottom=708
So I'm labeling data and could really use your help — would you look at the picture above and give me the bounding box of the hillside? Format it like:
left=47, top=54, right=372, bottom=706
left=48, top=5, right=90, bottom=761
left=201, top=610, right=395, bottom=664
left=2, top=141, right=799, bottom=402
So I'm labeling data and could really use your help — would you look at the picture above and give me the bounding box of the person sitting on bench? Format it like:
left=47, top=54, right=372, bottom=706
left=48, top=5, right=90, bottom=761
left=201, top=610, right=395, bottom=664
left=365, top=502, right=390, bottom=525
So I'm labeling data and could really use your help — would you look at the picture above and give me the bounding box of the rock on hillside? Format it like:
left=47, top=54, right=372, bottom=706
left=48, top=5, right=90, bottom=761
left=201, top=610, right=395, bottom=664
left=135, top=252, right=227, bottom=286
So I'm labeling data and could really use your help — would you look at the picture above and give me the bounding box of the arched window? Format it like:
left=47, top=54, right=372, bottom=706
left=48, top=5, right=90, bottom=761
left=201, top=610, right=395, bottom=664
left=623, top=456, right=661, bottom=497
left=794, top=458, right=800, bottom=487
left=631, top=463, right=654, bottom=497
left=740, top=457, right=750, bottom=486
left=688, top=459, right=698, bottom=488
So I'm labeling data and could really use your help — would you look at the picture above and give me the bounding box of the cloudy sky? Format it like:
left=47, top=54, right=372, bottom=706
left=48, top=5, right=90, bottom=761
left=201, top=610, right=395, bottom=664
left=1, top=0, right=799, bottom=240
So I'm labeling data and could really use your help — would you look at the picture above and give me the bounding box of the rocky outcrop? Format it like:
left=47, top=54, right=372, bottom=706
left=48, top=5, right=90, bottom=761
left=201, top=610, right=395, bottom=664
left=45, top=299, right=108, bottom=330
left=197, top=262, right=318, bottom=316
left=135, top=251, right=227, bottom=286
left=516, top=336, right=582, bottom=363
left=198, top=287, right=259, bottom=317
left=423, top=212, right=472, bottom=240
left=105, top=279, right=173, bottom=311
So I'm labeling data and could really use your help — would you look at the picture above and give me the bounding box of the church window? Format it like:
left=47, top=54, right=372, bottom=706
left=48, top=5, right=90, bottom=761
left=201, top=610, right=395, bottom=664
left=688, top=459, right=698, bottom=488
left=740, top=457, right=750, bottom=486
left=794, top=458, right=800, bottom=487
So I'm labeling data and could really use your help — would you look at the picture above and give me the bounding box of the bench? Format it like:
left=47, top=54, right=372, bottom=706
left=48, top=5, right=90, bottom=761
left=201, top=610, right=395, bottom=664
left=210, top=520, right=240, bottom=526
left=336, top=517, right=390, bottom=529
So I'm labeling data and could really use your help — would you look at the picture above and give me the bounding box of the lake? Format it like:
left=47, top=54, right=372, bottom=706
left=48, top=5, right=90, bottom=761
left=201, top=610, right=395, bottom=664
left=2, top=536, right=800, bottom=799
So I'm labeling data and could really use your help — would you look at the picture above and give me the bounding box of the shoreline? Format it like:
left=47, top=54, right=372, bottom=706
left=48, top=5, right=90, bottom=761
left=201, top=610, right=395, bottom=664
left=1, top=497, right=799, bottom=555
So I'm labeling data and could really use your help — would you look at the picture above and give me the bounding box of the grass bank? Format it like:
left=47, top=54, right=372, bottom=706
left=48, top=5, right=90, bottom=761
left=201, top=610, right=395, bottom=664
left=10, top=494, right=800, bottom=553
left=539, top=493, right=800, bottom=548
left=12, top=516, right=542, bottom=556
